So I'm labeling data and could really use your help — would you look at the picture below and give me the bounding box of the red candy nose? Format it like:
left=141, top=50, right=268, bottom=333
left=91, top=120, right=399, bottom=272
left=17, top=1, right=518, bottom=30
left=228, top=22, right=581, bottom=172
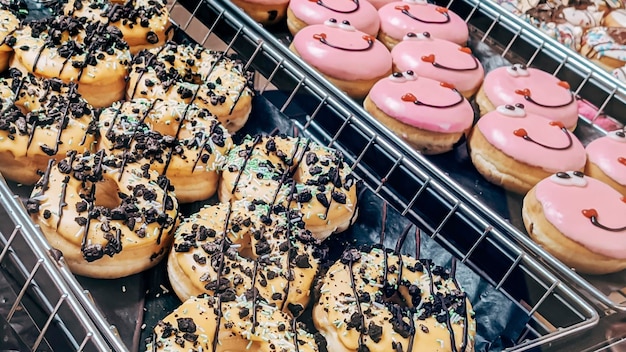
left=549, top=121, right=565, bottom=129
left=440, top=82, right=455, bottom=89
left=513, top=128, right=527, bottom=137
left=622, top=196, right=626, bottom=203
left=582, top=208, right=598, bottom=219
left=515, top=88, right=531, bottom=96
left=421, top=54, right=435, bottom=63
left=401, top=93, right=417, bottom=102
left=618, top=156, right=626, bottom=166
left=395, top=4, right=410, bottom=10
left=558, top=81, right=570, bottom=89
left=459, top=47, right=472, bottom=54
left=363, top=35, right=375, bottom=41
left=313, top=33, right=327, bottom=40
left=435, top=6, right=448, bottom=13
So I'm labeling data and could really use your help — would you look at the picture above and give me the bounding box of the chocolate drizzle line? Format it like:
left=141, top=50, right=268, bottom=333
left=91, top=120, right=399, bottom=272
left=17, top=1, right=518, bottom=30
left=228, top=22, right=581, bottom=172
left=514, top=123, right=573, bottom=150
left=451, top=259, right=469, bottom=352
left=314, top=33, right=375, bottom=52
left=129, top=45, right=167, bottom=99
left=401, top=89, right=464, bottom=109
left=230, top=135, right=263, bottom=194
left=518, top=90, right=575, bottom=108
left=155, top=177, right=171, bottom=245
left=250, top=260, right=259, bottom=334
left=380, top=202, right=389, bottom=284
left=347, top=254, right=366, bottom=348
left=314, top=0, right=360, bottom=13
left=211, top=296, right=222, bottom=352
left=191, top=120, right=219, bottom=171
left=211, top=202, right=233, bottom=351
left=424, top=54, right=479, bottom=71
left=280, top=180, right=298, bottom=312
left=265, top=137, right=307, bottom=219
left=80, top=151, right=105, bottom=258
left=397, top=5, right=451, bottom=24
left=585, top=211, right=626, bottom=232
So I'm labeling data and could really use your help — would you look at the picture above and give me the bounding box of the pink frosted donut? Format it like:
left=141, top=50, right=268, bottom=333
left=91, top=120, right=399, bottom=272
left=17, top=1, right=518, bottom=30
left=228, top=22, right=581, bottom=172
left=366, top=0, right=397, bottom=9
left=585, top=129, right=626, bottom=195
left=286, top=0, right=380, bottom=36
left=378, top=0, right=469, bottom=49
left=363, top=71, right=474, bottom=154
left=391, top=31, right=484, bottom=97
left=289, top=20, right=392, bottom=99
left=476, top=64, right=579, bottom=130
left=522, top=171, right=626, bottom=274
left=468, top=104, right=586, bottom=194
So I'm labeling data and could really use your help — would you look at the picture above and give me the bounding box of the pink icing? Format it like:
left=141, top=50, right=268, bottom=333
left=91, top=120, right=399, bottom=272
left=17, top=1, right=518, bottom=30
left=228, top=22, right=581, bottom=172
left=482, top=66, right=579, bottom=129
left=288, top=0, right=380, bottom=36
left=378, top=1, right=469, bottom=45
left=535, top=176, right=626, bottom=259
left=586, top=135, right=626, bottom=186
left=365, top=0, right=396, bottom=9
left=391, top=37, right=484, bottom=92
left=477, top=109, right=586, bottom=171
left=292, top=24, right=392, bottom=80
left=368, top=75, right=474, bottom=132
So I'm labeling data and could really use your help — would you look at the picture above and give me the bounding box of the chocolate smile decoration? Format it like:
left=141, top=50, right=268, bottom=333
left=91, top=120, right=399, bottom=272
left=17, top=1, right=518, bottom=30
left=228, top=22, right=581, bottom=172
left=582, top=208, right=626, bottom=232
left=420, top=51, right=479, bottom=71
left=311, top=0, right=360, bottom=13
left=313, top=32, right=375, bottom=51
left=514, top=83, right=574, bottom=108
left=400, top=82, right=464, bottom=108
left=513, top=120, right=573, bottom=150
left=394, top=4, right=450, bottom=24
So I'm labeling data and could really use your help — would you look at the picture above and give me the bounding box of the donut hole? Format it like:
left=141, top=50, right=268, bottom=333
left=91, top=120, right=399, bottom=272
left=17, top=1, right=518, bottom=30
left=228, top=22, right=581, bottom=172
left=381, top=283, right=416, bottom=309
left=93, top=176, right=123, bottom=209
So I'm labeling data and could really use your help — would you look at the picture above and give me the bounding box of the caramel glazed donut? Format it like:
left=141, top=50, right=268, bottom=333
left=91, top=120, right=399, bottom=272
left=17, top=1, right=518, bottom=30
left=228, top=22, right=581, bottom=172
left=0, top=68, right=97, bottom=185
left=314, top=247, right=476, bottom=352
left=98, top=98, right=233, bottom=203
left=159, top=199, right=326, bottom=351
left=61, top=0, right=173, bottom=54
left=219, top=134, right=359, bottom=241
left=26, top=150, right=179, bottom=279
left=127, top=41, right=255, bottom=134
left=9, top=15, right=132, bottom=108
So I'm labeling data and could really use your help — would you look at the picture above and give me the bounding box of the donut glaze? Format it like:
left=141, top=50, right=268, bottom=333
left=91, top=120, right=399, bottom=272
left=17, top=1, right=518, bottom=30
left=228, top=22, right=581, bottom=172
left=378, top=1, right=469, bottom=45
left=586, top=130, right=626, bottom=186
left=476, top=105, right=586, bottom=171
left=391, top=33, right=484, bottom=94
left=368, top=73, right=474, bottom=133
left=291, top=23, right=391, bottom=81
left=534, top=173, right=626, bottom=259
left=582, top=27, right=626, bottom=62
left=288, top=0, right=380, bottom=36
left=481, top=65, right=578, bottom=129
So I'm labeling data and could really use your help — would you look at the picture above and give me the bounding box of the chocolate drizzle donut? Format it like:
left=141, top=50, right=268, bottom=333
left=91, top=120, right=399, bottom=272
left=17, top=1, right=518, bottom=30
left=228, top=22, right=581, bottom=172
left=26, top=150, right=179, bottom=279
left=9, top=15, right=132, bottom=108
left=62, top=0, right=173, bottom=54
left=164, top=198, right=326, bottom=351
left=0, top=68, right=97, bottom=184
left=0, top=7, right=19, bottom=72
left=127, top=41, right=255, bottom=133
left=98, top=98, right=232, bottom=203
left=219, top=134, right=359, bottom=241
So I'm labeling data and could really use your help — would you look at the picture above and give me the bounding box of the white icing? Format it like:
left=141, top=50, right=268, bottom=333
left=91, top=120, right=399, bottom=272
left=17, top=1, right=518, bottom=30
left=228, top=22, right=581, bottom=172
left=402, top=70, right=417, bottom=80
left=324, top=19, right=339, bottom=27
left=402, top=32, right=431, bottom=41
left=607, top=129, right=626, bottom=142
left=403, top=0, right=428, bottom=4
left=496, top=104, right=526, bottom=117
left=506, top=63, right=530, bottom=77
left=339, top=22, right=356, bottom=31
left=549, top=171, right=587, bottom=187
left=389, top=74, right=406, bottom=82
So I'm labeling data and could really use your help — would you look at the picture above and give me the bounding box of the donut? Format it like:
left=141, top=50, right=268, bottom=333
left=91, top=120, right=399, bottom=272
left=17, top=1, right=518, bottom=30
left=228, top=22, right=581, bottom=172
left=580, top=27, right=626, bottom=71
left=585, top=128, right=626, bottom=195
left=127, top=42, right=254, bottom=134
left=167, top=199, right=321, bottom=314
left=603, top=8, right=626, bottom=26
left=390, top=32, right=484, bottom=98
left=524, top=20, right=582, bottom=51
left=467, top=104, right=586, bottom=194
left=286, top=0, right=380, bottom=36
left=0, top=9, right=19, bottom=72
left=289, top=20, right=392, bottom=99
left=522, top=171, right=626, bottom=274
left=523, top=1, right=603, bottom=30
left=314, top=246, right=476, bottom=352
left=147, top=294, right=326, bottom=351
left=9, top=16, right=131, bottom=108
left=377, top=0, right=469, bottom=50
left=363, top=71, right=475, bottom=154
left=231, top=0, right=289, bottom=25
left=98, top=98, right=233, bottom=203
left=25, top=150, right=180, bottom=279
left=0, top=68, right=97, bottom=185
left=62, top=0, right=173, bottom=54
left=218, top=134, right=359, bottom=241
left=475, top=64, right=579, bottom=130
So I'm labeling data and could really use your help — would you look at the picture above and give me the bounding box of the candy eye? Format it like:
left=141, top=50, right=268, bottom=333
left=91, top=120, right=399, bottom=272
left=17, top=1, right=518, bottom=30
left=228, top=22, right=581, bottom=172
left=324, top=18, right=339, bottom=27
left=339, top=20, right=356, bottom=31
left=403, top=0, right=428, bottom=4
left=608, top=129, right=626, bottom=143
left=390, top=71, right=406, bottom=82
left=550, top=171, right=587, bottom=187
left=403, top=31, right=431, bottom=41
left=507, top=63, right=529, bottom=77
left=496, top=104, right=526, bottom=117
left=403, top=70, right=417, bottom=80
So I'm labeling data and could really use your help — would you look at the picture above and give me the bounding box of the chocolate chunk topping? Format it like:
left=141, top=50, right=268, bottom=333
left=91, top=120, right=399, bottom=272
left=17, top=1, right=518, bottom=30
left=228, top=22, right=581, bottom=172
left=340, top=248, right=361, bottom=264
left=368, top=322, right=383, bottom=343
left=346, top=312, right=363, bottom=331
left=238, top=307, right=249, bottom=318
left=295, top=254, right=311, bottom=268
left=316, top=193, right=330, bottom=208
left=287, top=303, right=304, bottom=317
left=176, top=317, right=196, bottom=333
